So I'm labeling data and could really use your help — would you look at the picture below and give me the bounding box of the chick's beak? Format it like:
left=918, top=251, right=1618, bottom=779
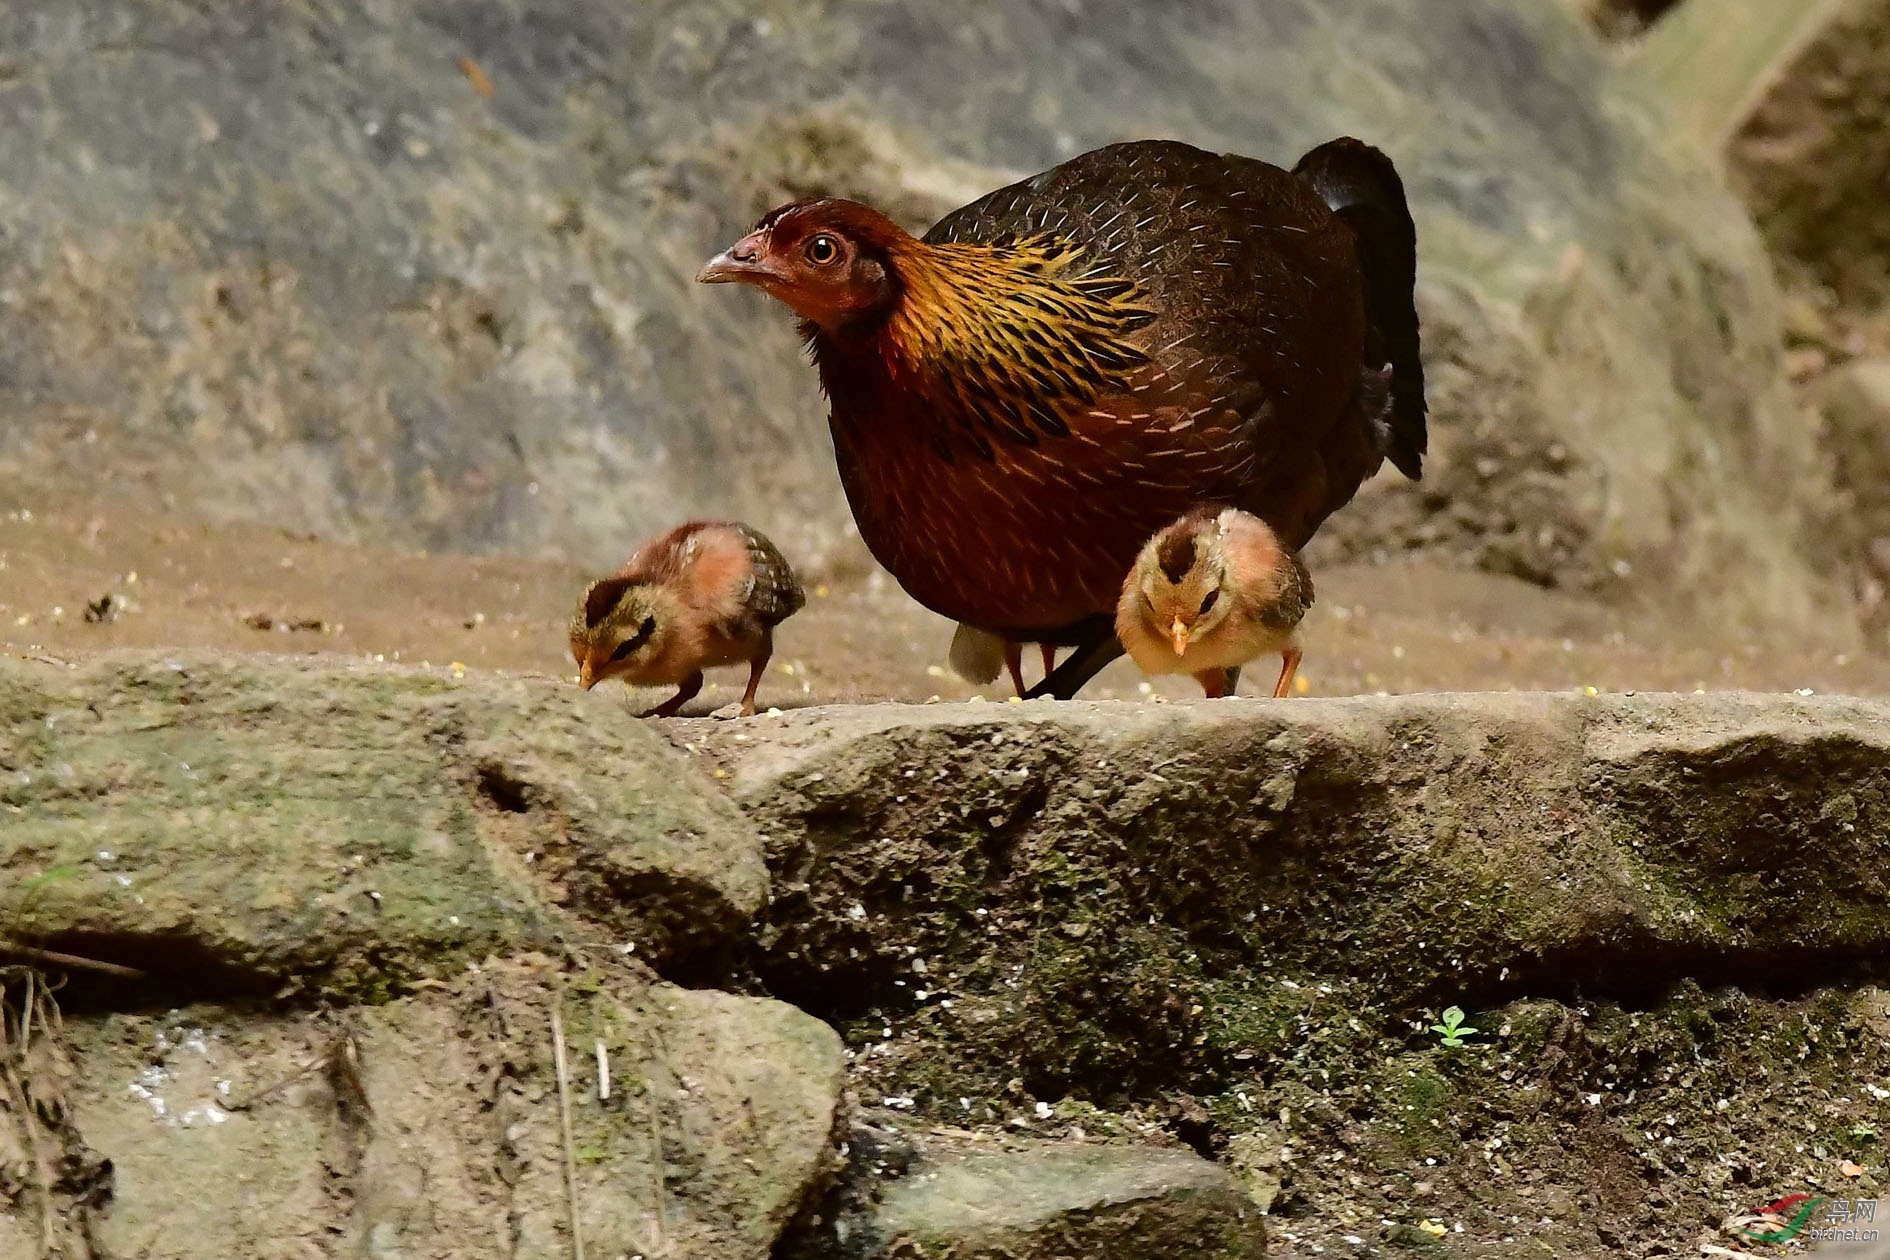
left=696, top=231, right=775, bottom=285
left=1170, top=618, right=1191, bottom=657
left=578, top=660, right=597, bottom=691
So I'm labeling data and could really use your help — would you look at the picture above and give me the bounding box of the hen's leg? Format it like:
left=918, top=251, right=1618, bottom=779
left=1024, top=620, right=1124, bottom=701
left=1004, top=641, right=1027, bottom=698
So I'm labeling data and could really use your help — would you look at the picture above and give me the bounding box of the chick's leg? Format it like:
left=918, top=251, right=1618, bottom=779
left=738, top=646, right=772, bottom=718
left=1004, top=641, right=1027, bottom=698
left=1039, top=644, right=1058, bottom=680
left=641, top=670, right=703, bottom=719
left=1194, top=666, right=1243, bottom=699
left=1272, top=647, right=1303, bottom=699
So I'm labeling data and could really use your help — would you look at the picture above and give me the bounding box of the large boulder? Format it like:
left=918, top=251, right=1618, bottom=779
left=0, top=1, right=1852, bottom=648
left=675, top=690, right=1890, bottom=1257
left=0, top=651, right=770, bottom=993
left=17, top=961, right=846, bottom=1260
left=830, top=1123, right=1267, bottom=1260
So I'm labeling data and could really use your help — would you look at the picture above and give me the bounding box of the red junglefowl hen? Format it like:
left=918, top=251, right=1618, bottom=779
left=698, top=137, right=1424, bottom=698
left=569, top=520, right=804, bottom=717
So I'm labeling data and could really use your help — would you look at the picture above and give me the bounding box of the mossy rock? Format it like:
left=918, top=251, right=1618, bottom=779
left=0, top=651, right=769, bottom=999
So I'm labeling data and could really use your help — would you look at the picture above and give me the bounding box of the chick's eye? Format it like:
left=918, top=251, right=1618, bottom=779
left=805, top=234, right=839, bottom=265
left=609, top=615, right=658, bottom=662
left=1199, top=590, right=1220, bottom=615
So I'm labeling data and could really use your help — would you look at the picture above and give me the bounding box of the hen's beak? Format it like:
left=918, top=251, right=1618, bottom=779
left=696, top=231, right=775, bottom=284
left=1170, top=618, right=1190, bottom=657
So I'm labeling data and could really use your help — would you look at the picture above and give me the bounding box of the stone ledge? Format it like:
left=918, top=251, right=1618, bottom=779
left=674, top=691, right=1890, bottom=1096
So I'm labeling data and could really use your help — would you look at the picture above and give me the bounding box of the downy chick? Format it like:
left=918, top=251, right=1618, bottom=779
left=570, top=520, right=804, bottom=718
left=1116, top=506, right=1312, bottom=699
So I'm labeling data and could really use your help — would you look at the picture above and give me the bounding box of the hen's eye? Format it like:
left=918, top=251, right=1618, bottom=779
left=805, top=234, right=839, bottom=265
left=1199, top=590, right=1219, bottom=615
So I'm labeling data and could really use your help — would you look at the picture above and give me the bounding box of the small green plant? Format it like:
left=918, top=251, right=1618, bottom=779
left=1852, top=1124, right=1878, bottom=1143
left=1431, top=1006, right=1478, bottom=1049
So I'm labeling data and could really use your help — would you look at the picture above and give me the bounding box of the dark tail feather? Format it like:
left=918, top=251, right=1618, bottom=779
left=1293, top=137, right=1427, bottom=480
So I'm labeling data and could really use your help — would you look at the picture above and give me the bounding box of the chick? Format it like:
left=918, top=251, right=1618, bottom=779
left=570, top=520, right=805, bottom=718
left=1116, top=506, right=1312, bottom=699
left=948, top=623, right=1060, bottom=697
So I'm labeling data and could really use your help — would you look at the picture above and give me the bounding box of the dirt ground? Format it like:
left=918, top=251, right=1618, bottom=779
left=2, top=494, right=1884, bottom=710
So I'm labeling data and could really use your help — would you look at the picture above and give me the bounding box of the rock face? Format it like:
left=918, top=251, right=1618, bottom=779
left=1814, top=360, right=1890, bottom=635
left=0, top=1, right=1851, bottom=648
left=1728, top=0, right=1890, bottom=304
left=0, top=651, right=838, bottom=1260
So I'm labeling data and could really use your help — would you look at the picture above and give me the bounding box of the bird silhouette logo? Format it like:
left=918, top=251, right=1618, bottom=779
left=1739, top=1194, right=1826, bottom=1242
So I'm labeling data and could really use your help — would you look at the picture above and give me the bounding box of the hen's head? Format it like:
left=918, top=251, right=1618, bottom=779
left=697, top=199, right=910, bottom=331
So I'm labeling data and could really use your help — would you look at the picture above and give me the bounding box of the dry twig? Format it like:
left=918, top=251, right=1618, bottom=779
left=551, top=995, right=586, bottom=1260
left=645, top=1026, right=670, bottom=1257
left=224, top=1030, right=351, bottom=1113
left=1, top=973, right=58, bottom=1253
left=0, top=938, right=144, bottom=979
left=0, top=646, right=73, bottom=669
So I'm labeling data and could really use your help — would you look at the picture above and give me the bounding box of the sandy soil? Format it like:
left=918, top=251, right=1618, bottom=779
left=2, top=494, right=1885, bottom=713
